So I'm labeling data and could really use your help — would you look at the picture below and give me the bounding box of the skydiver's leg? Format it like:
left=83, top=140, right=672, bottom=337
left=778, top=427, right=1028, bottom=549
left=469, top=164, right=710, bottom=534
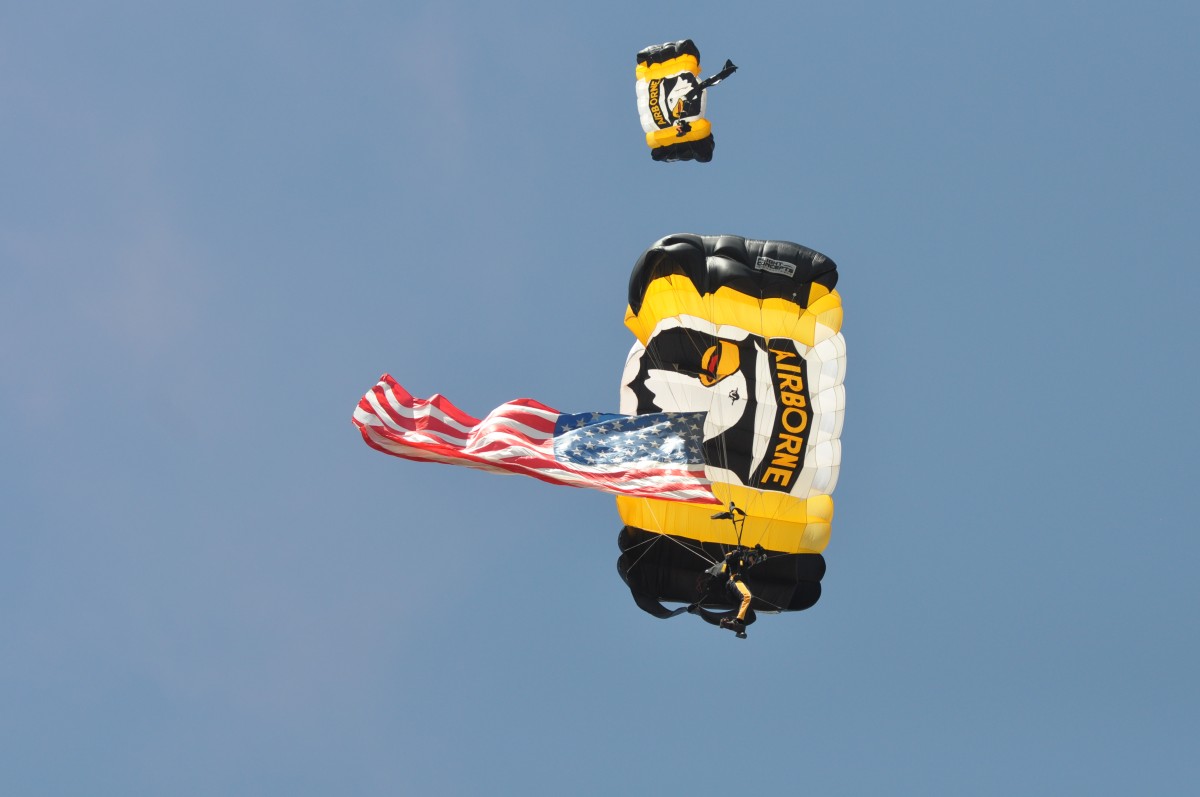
left=733, top=579, right=752, bottom=622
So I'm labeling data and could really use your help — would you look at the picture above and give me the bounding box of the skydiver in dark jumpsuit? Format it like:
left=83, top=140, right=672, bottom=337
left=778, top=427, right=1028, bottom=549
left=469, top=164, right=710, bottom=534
left=710, top=545, right=763, bottom=639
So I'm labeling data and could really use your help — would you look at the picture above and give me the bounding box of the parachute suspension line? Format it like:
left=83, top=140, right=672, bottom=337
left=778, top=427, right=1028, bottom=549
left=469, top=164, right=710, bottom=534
left=626, top=528, right=715, bottom=566
left=660, top=531, right=720, bottom=566
left=747, top=591, right=788, bottom=613
left=639, top=481, right=720, bottom=567
left=624, top=527, right=719, bottom=572
left=623, top=533, right=663, bottom=575
left=620, top=533, right=661, bottom=553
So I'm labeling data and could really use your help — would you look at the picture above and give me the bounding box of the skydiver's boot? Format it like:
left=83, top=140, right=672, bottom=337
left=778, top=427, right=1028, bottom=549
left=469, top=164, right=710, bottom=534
left=720, top=618, right=747, bottom=638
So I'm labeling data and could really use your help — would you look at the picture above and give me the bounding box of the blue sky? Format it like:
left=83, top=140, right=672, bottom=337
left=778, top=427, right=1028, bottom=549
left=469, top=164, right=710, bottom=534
left=3, top=2, right=1198, bottom=794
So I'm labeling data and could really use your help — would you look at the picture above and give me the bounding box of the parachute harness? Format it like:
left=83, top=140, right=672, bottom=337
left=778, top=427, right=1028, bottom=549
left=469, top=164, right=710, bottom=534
left=707, top=507, right=790, bottom=613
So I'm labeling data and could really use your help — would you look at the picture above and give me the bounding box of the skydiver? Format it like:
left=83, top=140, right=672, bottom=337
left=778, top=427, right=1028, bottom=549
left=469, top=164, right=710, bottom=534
left=708, top=544, right=764, bottom=639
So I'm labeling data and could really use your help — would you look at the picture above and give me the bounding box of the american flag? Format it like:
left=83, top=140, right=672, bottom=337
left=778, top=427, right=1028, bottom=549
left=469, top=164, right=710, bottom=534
left=353, top=374, right=719, bottom=504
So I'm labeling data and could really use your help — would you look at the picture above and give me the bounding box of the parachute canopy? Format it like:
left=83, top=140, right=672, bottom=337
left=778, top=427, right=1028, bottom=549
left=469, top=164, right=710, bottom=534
left=635, top=40, right=736, bottom=163
left=352, top=232, right=846, bottom=627
left=616, top=234, right=845, bottom=620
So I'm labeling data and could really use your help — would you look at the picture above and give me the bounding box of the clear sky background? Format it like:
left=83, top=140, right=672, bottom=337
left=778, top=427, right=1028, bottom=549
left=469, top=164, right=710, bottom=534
left=4, top=2, right=1198, bottom=795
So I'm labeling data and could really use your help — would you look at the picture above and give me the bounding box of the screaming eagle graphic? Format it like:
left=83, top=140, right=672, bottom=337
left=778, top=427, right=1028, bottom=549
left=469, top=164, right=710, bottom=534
left=621, top=325, right=813, bottom=494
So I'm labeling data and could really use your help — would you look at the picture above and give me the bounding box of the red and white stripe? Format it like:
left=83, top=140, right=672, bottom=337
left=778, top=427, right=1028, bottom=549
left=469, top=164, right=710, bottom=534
left=352, top=375, right=718, bottom=503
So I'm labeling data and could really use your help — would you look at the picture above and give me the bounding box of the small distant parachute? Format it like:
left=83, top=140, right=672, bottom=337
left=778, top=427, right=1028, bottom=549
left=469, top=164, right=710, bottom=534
left=635, top=39, right=737, bottom=162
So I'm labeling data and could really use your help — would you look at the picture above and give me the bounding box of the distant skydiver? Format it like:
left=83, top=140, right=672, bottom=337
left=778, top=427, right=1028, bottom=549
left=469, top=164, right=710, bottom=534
left=635, top=40, right=738, bottom=162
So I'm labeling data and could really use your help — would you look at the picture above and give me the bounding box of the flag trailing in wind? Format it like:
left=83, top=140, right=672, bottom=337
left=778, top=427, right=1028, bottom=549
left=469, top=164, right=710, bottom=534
left=353, top=375, right=720, bottom=505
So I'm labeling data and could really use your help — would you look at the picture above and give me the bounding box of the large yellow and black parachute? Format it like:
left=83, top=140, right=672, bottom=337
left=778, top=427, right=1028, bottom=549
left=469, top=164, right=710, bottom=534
left=616, top=234, right=846, bottom=624
left=353, top=232, right=846, bottom=629
left=635, top=40, right=737, bottom=163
